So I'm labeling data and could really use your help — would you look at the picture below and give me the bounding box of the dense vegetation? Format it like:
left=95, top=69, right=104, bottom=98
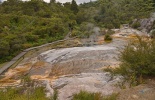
left=0, top=0, right=154, bottom=63
left=116, top=37, right=155, bottom=84
left=94, top=0, right=154, bottom=29
left=0, top=0, right=78, bottom=63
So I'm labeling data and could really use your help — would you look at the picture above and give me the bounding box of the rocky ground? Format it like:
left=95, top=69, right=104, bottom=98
left=35, top=38, right=127, bottom=100
left=0, top=28, right=155, bottom=100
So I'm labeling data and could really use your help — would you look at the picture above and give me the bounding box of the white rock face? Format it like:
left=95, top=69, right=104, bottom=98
left=39, top=46, right=116, bottom=63
left=52, top=73, right=123, bottom=100
left=36, top=38, right=127, bottom=99
left=39, top=39, right=126, bottom=64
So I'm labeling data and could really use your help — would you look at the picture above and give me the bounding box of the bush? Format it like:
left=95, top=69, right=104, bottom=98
left=131, top=21, right=141, bottom=29
left=51, top=90, right=58, bottom=100
left=113, top=20, right=121, bottom=28
left=105, top=24, right=114, bottom=29
left=72, top=91, right=118, bottom=100
left=113, top=37, right=155, bottom=85
left=150, top=30, right=155, bottom=38
left=104, top=34, right=113, bottom=41
left=106, top=30, right=115, bottom=35
left=71, top=30, right=82, bottom=37
left=73, top=91, right=102, bottom=100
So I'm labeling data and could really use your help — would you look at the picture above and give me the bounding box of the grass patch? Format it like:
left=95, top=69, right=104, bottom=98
left=0, top=87, right=47, bottom=100
left=72, top=91, right=118, bottom=100
left=104, top=34, right=113, bottom=42
left=51, top=89, right=58, bottom=100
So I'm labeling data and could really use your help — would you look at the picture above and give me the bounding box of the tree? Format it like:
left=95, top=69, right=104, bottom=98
left=0, top=40, right=10, bottom=57
left=70, top=0, right=79, bottom=14
left=63, top=2, right=71, bottom=9
left=50, top=0, right=55, bottom=4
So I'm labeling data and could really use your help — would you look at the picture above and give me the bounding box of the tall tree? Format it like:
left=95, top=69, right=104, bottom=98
left=50, top=0, right=55, bottom=4
left=70, top=0, right=79, bottom=14
left=63, top=2, right=71, bottom=9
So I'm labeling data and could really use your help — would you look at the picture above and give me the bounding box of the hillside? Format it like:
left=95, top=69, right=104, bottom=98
left=0, top=0, right=155, bottom=100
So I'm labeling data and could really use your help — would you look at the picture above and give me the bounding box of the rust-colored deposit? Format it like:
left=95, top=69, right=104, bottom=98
left=0, top=61, right=48, bottom=87
left=0, top=63, right=32, bottom=86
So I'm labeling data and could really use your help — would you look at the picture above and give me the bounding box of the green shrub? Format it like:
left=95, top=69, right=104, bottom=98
left=71, top=30, right=82, bottom=37
left=72, top=91, right=118, bottom=100
left=113, top=20, right=121, bottom=29
left=104, top=93, right=119, bottom=100
left=22, top=75, right=31, bottom=83
left=113, top=37, right=155, bottom=85
left=105, top=24, right=114, bottom=29
left=73, top=91, right=101, bottom=100
left=0, top=87, right=47, bottom=100
left=150, top=30, right=155, bottom=38
left=51, top=90, right=58, bottom=100
left=104, top=34, right=113, bottom=41
left=131, top=21, right=141, bottom=29
left=106, top=30, right=115, bottom=35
